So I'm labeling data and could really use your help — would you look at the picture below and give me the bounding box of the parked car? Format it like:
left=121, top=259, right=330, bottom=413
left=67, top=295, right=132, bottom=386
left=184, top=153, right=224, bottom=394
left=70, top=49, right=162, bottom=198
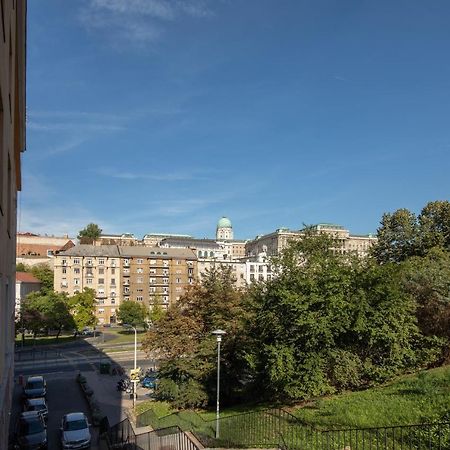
left=23, top=376, right=46, bottom=399
left=23, top=398, right=48, bottom=421
left=14, top=411, right=47, bottom=449
left=60, top=412, right=91, bottom=449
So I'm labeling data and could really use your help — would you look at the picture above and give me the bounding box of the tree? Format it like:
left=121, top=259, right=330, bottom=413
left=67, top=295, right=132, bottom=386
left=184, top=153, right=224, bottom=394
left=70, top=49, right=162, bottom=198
left=69, top=288, right=97, bottom=332
left=372, top=209, right=419, bottom=263
left=77, top=223, right=102, bottom=241
left=117, top=301, right=148, bottom=328
left=21, top=291, right=75, bottom=339
left=248, top=231, right=421, bottom=401
left=142, top=266, right=254, bottom=408
left=418, top=200, right=450, bottom=253
left=30, top=263, right=54, bottom=294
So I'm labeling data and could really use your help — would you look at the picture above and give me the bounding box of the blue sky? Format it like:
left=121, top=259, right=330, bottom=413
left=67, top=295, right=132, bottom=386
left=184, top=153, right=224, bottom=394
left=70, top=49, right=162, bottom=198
left=22, top=0, right=450, bottom=240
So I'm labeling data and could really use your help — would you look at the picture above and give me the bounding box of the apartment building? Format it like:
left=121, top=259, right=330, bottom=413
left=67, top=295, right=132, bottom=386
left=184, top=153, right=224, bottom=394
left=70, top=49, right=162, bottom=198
left=118, top=247, right=197, bottom=311
left=15, top=272, right=41, bottom=318
left=54, top=245, right=122, bottom=325
left=246, top=224, right=377, bottom=258
left=54, top=245, right=198, bottom=324
left=0, top=0, right=27, bottom=446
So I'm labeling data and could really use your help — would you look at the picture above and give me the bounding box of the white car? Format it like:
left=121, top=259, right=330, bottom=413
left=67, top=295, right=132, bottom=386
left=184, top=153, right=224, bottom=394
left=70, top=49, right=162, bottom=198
left=60, top=412, right=91, bottom=449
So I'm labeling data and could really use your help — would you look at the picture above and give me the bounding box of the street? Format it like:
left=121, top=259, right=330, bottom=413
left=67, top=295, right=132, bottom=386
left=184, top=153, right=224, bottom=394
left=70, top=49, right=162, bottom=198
left=11, top=338, right=158, bottom=448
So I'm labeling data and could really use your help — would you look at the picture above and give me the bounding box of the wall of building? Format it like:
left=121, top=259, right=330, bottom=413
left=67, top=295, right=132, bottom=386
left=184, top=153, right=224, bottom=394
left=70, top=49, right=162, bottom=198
left=0, top=0, right=26, bottom=446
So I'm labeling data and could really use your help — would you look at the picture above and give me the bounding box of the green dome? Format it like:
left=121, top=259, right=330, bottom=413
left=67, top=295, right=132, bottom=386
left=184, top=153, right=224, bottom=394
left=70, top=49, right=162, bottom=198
left=217, top=217, right=232, bottom=229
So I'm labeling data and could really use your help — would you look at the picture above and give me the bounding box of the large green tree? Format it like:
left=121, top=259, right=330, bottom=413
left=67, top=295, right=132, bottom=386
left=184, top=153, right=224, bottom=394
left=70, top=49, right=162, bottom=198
left=418, top=200, right=450, bottom=253
left=77, top=223, right=102, bottom=241
left=117, top=301, right=148, bottom=328
left=142, top=266, right=253, bottom=408
left=21, top=291, right=75, bottom=339
left=16, top=263, right=54, bottom=294
left=372, top=209, right=419, bottom=263
left=69, top=288, right=97, bottom=332
left=249, top=231, right=421, bottom=401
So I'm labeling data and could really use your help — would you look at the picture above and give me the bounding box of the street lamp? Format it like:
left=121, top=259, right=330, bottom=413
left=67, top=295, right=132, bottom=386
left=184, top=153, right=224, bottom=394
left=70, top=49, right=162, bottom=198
left=123, top=324, right=138, bottom=407
left=212, top=329, right=226, bottom=439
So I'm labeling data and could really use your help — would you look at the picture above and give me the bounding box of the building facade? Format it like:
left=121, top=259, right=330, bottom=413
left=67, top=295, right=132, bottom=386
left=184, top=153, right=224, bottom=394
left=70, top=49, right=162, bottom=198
left=15, top=272, right=41, bottom=318
left=246, top=224, right=377, bottom=258
left=54, top=245, right=122, bottom=325
left=0, top=0, right=26, bottom=446
left=53, top=245, right=198, bottom=325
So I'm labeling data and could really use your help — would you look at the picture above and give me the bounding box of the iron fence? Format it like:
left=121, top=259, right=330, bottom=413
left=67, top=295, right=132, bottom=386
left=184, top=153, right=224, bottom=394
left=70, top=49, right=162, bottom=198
left=104, top=418, right=201, bottom=450
left=135, top=406, right=450, bottom=450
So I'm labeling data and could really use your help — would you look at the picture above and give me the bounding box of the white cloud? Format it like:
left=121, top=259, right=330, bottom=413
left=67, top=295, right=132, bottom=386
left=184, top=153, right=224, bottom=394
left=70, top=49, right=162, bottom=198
left=95, top=166, right=212, bottom=181
left=78, top=0, right=214, bottom=47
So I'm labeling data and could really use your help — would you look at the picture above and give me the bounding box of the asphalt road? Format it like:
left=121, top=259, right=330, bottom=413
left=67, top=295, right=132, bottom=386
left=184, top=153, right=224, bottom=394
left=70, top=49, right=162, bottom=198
left=10, top=372, right=96, bottom=450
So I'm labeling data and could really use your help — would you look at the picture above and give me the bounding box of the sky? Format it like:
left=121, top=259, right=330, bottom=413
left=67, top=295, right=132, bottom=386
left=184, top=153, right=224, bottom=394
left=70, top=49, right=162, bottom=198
left=21, top=0, right=450, bottom=240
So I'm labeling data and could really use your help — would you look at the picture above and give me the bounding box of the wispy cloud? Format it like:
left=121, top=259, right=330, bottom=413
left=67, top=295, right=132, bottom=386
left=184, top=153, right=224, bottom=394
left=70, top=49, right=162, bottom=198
left=78, top=0, right=214, bottom=48
left=95, top=166, right=213, bottom=181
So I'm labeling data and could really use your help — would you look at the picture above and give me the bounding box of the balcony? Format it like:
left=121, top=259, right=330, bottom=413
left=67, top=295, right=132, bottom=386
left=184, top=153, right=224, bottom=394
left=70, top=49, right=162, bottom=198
left=96, top=292, right=107, bottom=299
left=60, top=282, right=68, bottom=288
left=86, top=261, right=93, bottom=267
left=123, top=271, right=130, bottom=277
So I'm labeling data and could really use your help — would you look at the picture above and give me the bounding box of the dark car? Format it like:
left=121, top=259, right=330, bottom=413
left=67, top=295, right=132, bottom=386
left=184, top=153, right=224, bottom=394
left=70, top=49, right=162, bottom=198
left=23, top=376, right=46, bottom=399
left=14, top=411, right=47, bottom=450
left=23, top=398, right=48, bottom=421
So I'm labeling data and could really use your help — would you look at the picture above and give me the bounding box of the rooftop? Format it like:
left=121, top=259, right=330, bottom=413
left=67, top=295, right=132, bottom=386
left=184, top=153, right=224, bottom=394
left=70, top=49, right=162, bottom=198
left=16, top=272, right=41, bottom=284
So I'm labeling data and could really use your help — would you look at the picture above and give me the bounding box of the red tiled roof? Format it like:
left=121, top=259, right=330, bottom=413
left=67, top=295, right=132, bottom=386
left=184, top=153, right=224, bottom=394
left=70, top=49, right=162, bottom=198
left=16, top=272, right=41, bottom=284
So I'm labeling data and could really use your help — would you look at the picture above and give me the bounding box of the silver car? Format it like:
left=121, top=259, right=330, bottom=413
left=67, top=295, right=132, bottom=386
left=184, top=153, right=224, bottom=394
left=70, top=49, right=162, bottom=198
left=23, top=398, right=48, bottom=421
left=60, top=412, right=91, bottom=449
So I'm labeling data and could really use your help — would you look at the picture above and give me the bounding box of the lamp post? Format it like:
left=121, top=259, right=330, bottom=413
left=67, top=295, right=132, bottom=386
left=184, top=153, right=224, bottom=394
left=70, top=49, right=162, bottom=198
left=212, top=329, right=226, bottom=439
left=124, top=324, right=138, bottom=407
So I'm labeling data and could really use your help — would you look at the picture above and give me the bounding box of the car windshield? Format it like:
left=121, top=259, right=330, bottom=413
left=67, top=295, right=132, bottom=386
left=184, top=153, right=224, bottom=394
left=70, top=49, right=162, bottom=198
left=19, top=418, right=45, bottom=435
left=64, top=419, right=87, bottom=431
left=26, top=380, right=44, bottom=389
left=31, top=404, right=46, bottom=412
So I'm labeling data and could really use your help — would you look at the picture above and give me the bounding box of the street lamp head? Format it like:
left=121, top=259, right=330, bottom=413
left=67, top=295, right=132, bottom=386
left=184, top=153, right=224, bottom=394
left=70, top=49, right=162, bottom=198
left=212, top=329, right=226, bottom=342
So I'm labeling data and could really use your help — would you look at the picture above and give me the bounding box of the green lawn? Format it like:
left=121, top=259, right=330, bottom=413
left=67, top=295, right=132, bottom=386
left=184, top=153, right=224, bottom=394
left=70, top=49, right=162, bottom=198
left=15, top=334, right=77, bottom=346
left=134, top=366, right=450, bottom=448
left=100, top=328, right=147, bottom=345
left=291, top=366, right=450, bottom=429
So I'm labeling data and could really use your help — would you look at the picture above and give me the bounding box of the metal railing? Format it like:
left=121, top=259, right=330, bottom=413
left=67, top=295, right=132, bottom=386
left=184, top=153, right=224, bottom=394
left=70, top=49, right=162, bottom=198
left=104, top=417, right=201, bottom=450
left=135, top=406, right=450, bottom=450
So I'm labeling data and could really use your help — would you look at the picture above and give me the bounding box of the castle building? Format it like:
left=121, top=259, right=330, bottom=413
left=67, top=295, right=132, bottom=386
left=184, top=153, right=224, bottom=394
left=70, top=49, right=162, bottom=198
left=245, top=223, right=377, bottom=258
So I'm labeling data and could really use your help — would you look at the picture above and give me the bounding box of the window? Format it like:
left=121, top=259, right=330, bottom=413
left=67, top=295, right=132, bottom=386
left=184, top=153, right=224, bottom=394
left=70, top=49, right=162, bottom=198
left=163, top=261, right=169, bottom=267
left=86, top=278, right=93, bottom=285
left=97, top=299, right=104, bottom=305
left=149, top=278, right=156, bottom=284
left=98, top=278, right=105, bottom=285
left=188, top=278, right=193, bottom=284
left=259, top=266, right=264, bottom=272
left=111, top=299, right=116, bottom=304
left=111, top=259, right=116, bottom=266
left=163, top=287, right=169, bottom=293
left=176, top=260, right=181, bottom=265
left=163, top=278, right=169, bottom=284
left=74, top=268, right=80, bottom=274
left=74, top=278, right=80, bottom=285
left=87, top=259, right=92, bottom=265
left=99, top=259, right=105, bottom=265
left=137, top=296, right=143, bottom=302
left=176, top=287, right=182, bottom=292
left=47, top=250, right=54, bottom=257
left=98, top=308, right=105, bottom=313
left=137, top=258, right=143, bottom=264
left=250, top=274, right=255, bottom=281
left=137, top=277, right=143, bottom=283
left=149, top=260, right=156, bottom=265
left=176, top=278, right=181, bottom=283
left=150, top=268, right=156, bottom=274
left=149, top=287, right=156, bottom=293
left=99, top=268, right=104, bottom=274
left=163, top=269, right=169, bottom=276
left=111, top=268, right=115, bottom=275
left=62, top=259, right=67, bottom=265
left=62, top=268, right=67, bottom=274
left=137, top=288, right=143, bottom=293
left=111, top=291, right=116, bottom=297
left=124, top=287, right=130, bottom=294
left=163, top=296, right=169, bottom=303
left=137, top=268, right=143, bottom=274
left=250, top=265, right=255, bottom=272
left=176, top=269, right=182, bottom=274
left=188, top=268, right=193, bottom=275
left=73, top=258, right=80, bottom=264
left=111, top=278, right=116, bottom=285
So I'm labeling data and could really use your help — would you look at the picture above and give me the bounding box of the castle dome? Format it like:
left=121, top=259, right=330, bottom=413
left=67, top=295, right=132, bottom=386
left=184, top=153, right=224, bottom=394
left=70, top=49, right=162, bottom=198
left=217, top=217, right=232, bottom=229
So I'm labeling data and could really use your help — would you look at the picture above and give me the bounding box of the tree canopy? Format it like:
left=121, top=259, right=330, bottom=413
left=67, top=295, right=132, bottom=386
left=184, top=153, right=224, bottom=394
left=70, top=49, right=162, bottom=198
left=77, top=223, right=102, bottom=241
left=117, top=301, right=148, bottom=328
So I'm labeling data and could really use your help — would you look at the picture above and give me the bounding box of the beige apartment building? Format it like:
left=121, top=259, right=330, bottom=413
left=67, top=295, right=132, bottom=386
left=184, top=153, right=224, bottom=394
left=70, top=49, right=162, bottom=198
left=118, top=246, right=197, bottom=311
left=0, top=0, right=26, bottom=446
left=54, top=245, right=198, bottom=325
left=246, top=223, right=377, bottom=258
left=54, top=245, right=122, bottom=325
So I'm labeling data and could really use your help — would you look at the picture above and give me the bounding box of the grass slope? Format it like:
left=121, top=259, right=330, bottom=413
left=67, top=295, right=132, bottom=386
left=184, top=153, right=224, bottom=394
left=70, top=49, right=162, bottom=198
left=292, top=366, right=450, bottom=429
